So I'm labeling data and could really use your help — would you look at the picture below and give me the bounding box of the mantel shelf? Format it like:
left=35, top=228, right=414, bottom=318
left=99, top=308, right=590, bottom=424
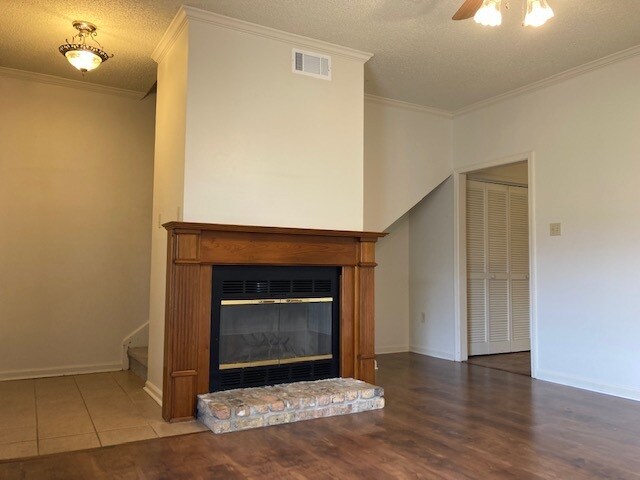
left=163, top=221, right=387, bottom=241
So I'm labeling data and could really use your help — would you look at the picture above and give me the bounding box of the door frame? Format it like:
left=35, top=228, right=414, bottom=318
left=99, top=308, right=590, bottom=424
left=452, top=151, right=538, bottom=378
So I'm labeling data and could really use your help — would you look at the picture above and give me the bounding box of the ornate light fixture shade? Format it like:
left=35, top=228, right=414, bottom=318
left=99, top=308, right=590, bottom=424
left=59, top=21, right=112, bottom=73
left=474, top=0, right=503, bottom=27
left=524, top=0, right=554, bottom=27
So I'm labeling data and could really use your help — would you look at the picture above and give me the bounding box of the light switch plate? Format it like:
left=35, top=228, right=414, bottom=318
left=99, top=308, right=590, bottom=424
left=550, top=222, right=561, bottom=236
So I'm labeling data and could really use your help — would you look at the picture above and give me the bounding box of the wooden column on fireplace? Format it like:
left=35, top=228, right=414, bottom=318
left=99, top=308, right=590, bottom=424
left=161, top=222, right=386, bottom=421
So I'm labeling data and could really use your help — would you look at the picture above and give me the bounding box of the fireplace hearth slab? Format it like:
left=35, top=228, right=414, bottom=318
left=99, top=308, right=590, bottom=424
left=197, top=378, right=384, bottom=434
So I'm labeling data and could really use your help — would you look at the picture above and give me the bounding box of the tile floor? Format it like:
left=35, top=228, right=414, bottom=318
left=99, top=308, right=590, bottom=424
left=0, top=370, right=208, bottom=461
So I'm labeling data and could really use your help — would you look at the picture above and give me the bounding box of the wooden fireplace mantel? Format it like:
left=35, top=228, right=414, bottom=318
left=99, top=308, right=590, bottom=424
left=161, top=222, right=386, bottom=421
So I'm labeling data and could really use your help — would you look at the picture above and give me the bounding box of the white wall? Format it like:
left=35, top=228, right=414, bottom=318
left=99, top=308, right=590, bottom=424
left=182, top=16, right=368, bottom=231
left=454, top=54, right=640, bottom=400
left=364, top=97, right=452, bottom=232
left=0, top=73, right=155, bottom=380
left=146, top=27, right=189, bottom=398
left=364, top=96, right=452, bottom=353
left=375, top=216, right=409, bottom=354
left=408, top=177, right=456, bottom=360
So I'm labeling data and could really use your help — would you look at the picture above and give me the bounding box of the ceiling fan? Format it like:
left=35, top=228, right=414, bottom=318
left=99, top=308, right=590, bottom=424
left=453, top=0, right=554, bottom=27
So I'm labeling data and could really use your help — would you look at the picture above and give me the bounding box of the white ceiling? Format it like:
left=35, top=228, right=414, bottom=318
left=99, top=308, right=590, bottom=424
left=2, top=1, right=640, bottom=110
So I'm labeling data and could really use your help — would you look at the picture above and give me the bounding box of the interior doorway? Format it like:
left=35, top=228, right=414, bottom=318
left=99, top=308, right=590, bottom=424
left=454, top=155, right=535, bottom=377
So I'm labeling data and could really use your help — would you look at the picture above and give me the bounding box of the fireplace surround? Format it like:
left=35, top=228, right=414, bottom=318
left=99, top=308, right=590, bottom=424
left=161, top=222, right=385, bottom=422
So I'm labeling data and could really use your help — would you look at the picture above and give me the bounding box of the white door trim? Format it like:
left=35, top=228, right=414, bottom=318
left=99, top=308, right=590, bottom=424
left=453, top=151, right=538, bottom=379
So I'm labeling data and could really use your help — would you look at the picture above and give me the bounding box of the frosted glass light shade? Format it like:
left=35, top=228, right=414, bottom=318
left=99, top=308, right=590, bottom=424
left=65, top=49, right=103, bottom=72
left=474, top=0, right=502, bottom=27
left=524, top=0, right=554, bottom=27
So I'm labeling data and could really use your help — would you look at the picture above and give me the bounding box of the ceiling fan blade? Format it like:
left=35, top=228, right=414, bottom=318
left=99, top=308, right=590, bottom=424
left=452, top=0, right=483, bottom=20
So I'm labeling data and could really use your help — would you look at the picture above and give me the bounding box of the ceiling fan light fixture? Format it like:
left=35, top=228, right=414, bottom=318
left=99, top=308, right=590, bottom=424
left=524, top=0, right=554, bottom=27
left=58, top=21, right=112, bottom=73
left=474, top=0, right=502, bottom=27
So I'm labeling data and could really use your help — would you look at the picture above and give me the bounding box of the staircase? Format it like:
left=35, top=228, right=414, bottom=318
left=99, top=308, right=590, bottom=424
left=127, top=346, right=148, bottom=381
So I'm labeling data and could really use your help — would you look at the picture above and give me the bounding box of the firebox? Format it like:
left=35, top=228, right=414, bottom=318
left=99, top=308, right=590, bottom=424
left=210, top=266, right=340, bottom=391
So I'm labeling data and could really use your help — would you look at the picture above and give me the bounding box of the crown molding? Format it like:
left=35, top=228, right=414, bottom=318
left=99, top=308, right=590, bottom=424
left=152, top=5, right=373, bottom=65
left=364, top=94, right=452, bottom=118
left=454, top=44, right=640, bottom=117
left=151, top=7, right=188, bottom=63
left=0, top=66, right=144, bottom=99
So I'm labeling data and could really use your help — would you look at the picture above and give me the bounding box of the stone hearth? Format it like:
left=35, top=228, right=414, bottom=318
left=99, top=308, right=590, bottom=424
left=197, top=378, right=384, bottom=434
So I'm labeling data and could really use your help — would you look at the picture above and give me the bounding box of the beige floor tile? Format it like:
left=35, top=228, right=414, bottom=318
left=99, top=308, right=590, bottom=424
left=0, top=425, right=37, bottom=445
left=0, top=380, right=36, bottom=444
left=38, top=433, right=100, bottom=455
left=127, top=388, right=159, bottom=405
left=0, top=379, right=35, bottom=405
left=75, top=374, right=124, bottom=403
left=97, top=425, right=157, bottom=446
left=0, top=441, right=38, bottom=460
left=110, top=371, right=144, bottom=395
left=90, top=411, right=148, bottom=432
left=35, top=376, right=78, bottom=400
left=37, top=409, right=95, bottom=439
left=0, top=407, right=36, bottom=431
left=149, top=419, right=208, bottom=438
left=83, top=392, right=148, bottom=432
left=132, top=405, right=163, bottom=424
left=81, top=377, right=147, bottom=432
left=0, top=379, right=34, bottom=398
left=129, top=393, right=163, bottom=422
left=35, top=376, right=95, bottom=439
left=74, top=373, right=119, bottom=392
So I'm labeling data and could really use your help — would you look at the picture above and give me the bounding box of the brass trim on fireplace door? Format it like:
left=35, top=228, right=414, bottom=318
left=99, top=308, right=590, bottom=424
left=219, top=353, right=334, bottom=370
left=278, top=354, right=333, bottom=365
left=220, top=297, right=333, bottom=306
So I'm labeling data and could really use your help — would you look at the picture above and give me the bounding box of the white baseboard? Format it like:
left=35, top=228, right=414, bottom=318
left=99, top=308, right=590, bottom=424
left=535, top=369, right=640, bottom=403
left=144, top=380, right=163, bottom=406
left=0, top=362, right=122, bottom=382
left=375, top=345, right=410, bottom=354
left=409, top=345, right=456, bottom=361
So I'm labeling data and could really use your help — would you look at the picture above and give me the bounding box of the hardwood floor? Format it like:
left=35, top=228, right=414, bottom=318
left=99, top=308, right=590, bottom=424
left=466, top=351, right=532, bottom=376
left=2, top=353, right=639, bottom=479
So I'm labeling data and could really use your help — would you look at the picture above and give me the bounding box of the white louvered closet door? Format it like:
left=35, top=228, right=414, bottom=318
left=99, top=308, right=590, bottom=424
left=509, top=186, right=530, bottom=352
left=466, top=180, right=530, bottom=356
left=466, top=182, right=487, bottom=355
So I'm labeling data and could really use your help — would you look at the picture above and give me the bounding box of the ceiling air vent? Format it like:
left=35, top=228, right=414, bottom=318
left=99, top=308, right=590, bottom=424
left=292, top=49, right=331, bottom=80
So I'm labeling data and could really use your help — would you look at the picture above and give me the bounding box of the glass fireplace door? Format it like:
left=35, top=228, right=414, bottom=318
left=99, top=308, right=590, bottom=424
left=219, top=297, right=333, bottom=369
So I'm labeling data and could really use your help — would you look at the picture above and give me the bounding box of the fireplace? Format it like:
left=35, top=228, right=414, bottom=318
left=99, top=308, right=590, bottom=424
left=160, top=222, right=385, bottom=421
left=210, top=266, right=340, bottom=391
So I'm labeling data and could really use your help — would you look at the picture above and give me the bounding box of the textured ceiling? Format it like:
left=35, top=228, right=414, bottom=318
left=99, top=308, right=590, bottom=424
left=2, top=1, right=640, bottom=110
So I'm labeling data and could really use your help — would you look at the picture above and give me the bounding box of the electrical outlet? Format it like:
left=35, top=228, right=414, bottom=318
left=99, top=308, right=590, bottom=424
left=550, top=222, right=561, bottom=236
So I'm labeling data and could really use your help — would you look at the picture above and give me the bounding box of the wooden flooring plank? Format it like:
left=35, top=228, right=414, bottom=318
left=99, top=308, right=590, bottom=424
left=1, top=353, right=640, bottom=479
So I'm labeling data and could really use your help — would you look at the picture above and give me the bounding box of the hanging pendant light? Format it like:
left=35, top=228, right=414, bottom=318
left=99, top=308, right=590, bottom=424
left=524, top=0, right=554, bottom=27
left=474, top=0, right=503, bottom=27
left=58, top=21, right=112, bottom=73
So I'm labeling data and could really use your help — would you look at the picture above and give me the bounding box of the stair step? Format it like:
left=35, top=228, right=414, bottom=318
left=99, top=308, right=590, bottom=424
left=128, top=347, right=148, bottom=367
left=128, top=346, right=148, bottom=382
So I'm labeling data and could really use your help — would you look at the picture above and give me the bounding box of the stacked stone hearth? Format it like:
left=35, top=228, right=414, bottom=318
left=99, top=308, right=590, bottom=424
left=197, top=378, right=384, bottom=434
